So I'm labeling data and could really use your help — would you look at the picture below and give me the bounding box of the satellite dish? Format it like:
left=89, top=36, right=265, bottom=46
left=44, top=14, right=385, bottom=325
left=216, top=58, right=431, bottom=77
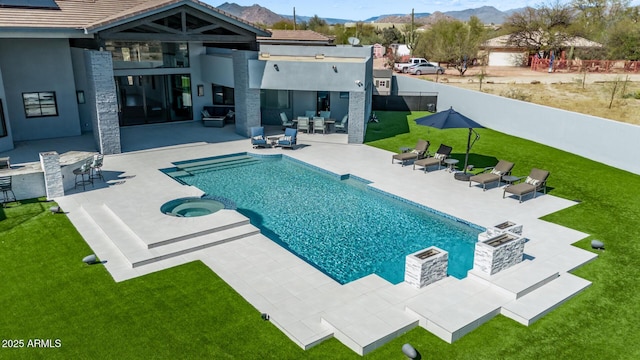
left=348, top=37, right=360, bottom=46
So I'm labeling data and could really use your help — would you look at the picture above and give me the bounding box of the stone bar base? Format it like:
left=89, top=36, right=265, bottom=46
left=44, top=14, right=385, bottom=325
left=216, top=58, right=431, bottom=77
left=405, top=246, right=448, bottom=289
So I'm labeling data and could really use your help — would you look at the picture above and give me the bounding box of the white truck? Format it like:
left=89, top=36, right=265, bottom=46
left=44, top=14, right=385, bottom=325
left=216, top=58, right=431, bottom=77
left=394, top=57, right=433, bottom=73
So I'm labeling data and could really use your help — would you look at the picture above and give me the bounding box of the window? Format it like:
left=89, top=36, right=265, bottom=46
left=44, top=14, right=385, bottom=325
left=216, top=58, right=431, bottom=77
left=212, top=84, right=234, bottom=105
left=0, top=99, right=7, bottom=138
left=106, top=41, right=189, bottom=69
left=376, top=79, right=389, bottom=88
left=22, top=91, right=58, bottom=118
left=260, top=90, right=289, bottom=109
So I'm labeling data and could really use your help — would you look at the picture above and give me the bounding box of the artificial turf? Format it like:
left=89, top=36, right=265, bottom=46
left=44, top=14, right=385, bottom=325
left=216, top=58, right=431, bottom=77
left=1, top=112, right=639, bottom=359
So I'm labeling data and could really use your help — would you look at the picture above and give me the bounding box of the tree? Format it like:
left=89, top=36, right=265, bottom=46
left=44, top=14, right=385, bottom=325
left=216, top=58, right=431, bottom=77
left=271, top=20, right=296, bottom=30
left=381, top=26, right=402, bottom=47
left=503, top=2, right=576, bottom=55
left=307, top=15, right=328, bottom=33
left=417, top=17, right=485, bottom=75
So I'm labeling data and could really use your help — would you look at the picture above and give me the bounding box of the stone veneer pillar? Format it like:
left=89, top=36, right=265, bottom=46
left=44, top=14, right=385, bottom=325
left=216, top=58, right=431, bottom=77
left=405, top=246, right=448, bottom=288
left=232, top=50, right=261, bottom=137
left=39, top=152, right=64, bottom=200
left=473, top=233, right=526, bottom=275
left=348, top=91, right=366, bottom=144
left=84, top=50, right=121, bottom=155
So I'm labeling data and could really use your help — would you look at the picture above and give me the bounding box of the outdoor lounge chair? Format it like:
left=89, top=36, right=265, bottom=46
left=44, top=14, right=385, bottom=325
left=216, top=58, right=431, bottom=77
left=503, top=168, right=550, bottom=202
left=468, top=160, right=515, bottom=191
left=276, top=128, right=298, bottom=149
left=280, top=112, right=294, bottom=129
left=392, top=139, right=430, bottom=166
left=250, top=126, right=268, bottom=148
left=412, top=144, right=452, bottom=172
left=0, top=176, right=16, bottom=207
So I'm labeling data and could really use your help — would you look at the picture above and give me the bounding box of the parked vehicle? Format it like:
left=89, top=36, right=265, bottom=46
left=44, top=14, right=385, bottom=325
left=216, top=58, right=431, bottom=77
left=394, top=57, right=434, bottom=73
left=408, top=63, right=445, bottom=75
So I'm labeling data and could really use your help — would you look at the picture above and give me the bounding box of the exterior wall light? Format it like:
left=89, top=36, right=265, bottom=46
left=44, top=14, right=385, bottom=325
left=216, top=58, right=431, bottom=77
left=332, top=65, right=338, bottom=73
left=273, top=64, right=279, bottom=71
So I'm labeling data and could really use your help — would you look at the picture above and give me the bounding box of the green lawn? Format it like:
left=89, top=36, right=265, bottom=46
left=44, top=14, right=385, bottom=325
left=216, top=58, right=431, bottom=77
left=2, top=113, right=639, bottom=359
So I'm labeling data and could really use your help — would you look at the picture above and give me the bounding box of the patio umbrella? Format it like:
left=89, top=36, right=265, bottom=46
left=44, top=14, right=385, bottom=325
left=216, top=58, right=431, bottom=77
left=414, top=107, right=483, bottom=181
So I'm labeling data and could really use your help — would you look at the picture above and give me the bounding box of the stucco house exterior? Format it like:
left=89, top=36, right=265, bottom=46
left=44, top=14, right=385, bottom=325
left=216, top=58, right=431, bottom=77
left=0, top=0, right=372, bottom=154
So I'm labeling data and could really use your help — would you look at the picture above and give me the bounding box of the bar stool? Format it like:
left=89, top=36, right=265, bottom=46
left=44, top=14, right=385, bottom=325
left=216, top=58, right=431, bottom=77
left=0, top=176, right=16, bottom=207
left=73, top=158, right=93, bottom=190
left=90, top=154, right=104, bottom=181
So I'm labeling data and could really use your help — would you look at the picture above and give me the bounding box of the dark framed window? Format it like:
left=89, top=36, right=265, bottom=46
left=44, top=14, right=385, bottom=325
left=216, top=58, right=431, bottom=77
left=212, top=84, right=234, bottom=105
left=22, top=91, right=58, bottom=118
left=0, top=99, right=7, bottom=137
left=260, top=89, right=289, bottom=109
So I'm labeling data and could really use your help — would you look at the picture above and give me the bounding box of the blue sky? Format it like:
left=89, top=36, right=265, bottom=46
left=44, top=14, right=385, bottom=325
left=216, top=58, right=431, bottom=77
left=212, top=1, right=640, bottom=21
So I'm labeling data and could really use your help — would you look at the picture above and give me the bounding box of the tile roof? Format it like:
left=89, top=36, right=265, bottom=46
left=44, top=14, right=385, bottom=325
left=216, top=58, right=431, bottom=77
left=0, top=0, right=268, bottom=35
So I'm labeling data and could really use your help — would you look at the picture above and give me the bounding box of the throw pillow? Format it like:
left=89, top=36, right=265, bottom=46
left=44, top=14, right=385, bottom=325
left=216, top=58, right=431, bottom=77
left=490, top=168, right=503, bottom=175
left=411, top=149, right=420, bottom=154
left=252, top=135, right=264, bottom=141
left=434, top=153, right=445, bottom=160
left=202, top=110, right=211, bottom=118
left=280, top=136, right=292, bottom=142
left=525, top=176, right=540, bottom=186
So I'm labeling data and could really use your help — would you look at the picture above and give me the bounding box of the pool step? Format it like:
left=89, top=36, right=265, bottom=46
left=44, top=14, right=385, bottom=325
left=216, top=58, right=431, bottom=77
left=184, top=158, right=261, bottom=173
left=77, top=203, right=260, bottom=269
left=468, top=260, right=560, bottom=299
left=176, top=155, right=259, bottom=172
left=501, top=273, right=591, bottom=326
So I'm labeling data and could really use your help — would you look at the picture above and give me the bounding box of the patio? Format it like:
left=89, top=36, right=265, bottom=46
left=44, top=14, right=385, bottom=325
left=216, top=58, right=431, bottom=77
left=4, top=121, right=596, bottom=355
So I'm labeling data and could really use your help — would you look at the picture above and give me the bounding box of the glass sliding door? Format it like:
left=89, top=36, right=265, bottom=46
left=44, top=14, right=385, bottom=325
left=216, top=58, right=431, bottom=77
left=116, top=74, right=192, bottom=126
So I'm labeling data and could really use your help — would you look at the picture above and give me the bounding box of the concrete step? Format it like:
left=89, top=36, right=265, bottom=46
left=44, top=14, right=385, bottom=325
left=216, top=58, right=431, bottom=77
left=501, top=273, right=591, bottom=326
left=79, top=203, right=260, bottom=268
left=468, top=260, right=559, bottom=299
left=321, top=305, right=418, bottom=356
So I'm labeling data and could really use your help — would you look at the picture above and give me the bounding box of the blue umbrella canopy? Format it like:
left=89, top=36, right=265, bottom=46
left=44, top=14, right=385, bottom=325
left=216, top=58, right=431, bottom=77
left=414, top=107, right=483, bottom=129
left=414, top=107, right=483, bottom=179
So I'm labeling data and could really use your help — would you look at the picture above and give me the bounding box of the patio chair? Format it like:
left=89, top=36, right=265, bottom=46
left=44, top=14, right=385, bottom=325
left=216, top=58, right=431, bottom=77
left=335, top=114, right=348, bottom=133
left=312, top=117, right=326, bottom=134
left=0, top=156, right=9, bottom=169
left=392, top=139, right=430, bottom=166
left=250, top=126, right=268, bottom=148
left=468, top=160, right=515, bottom=191
left=305, top=110, right=316, bottom=118
left=0, top=176, right=16, bottom=207
left=412, top=144, right=452, bottom=172
left=319, top=110, right=331, bottom=119
left=503, top=168, right=550, bottom=203
left=280, top=112, right=294, bottom=129
left=276, top=128, right=298, bottom=149
left=297, top=116, right=310, bottom=133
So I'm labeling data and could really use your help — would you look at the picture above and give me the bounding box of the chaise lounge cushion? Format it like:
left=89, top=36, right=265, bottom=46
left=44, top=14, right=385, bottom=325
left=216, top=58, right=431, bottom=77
left=392, top=139, right=430, bottom=166
left=503, top=168, right=550, bottom=202
left=469, top=160, right=515, bottom=190
left=413, top=144, right=453, bottom=172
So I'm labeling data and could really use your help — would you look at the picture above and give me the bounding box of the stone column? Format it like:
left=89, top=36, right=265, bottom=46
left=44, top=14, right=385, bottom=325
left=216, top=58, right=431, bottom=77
left=84, top=50, right=121, bottom=155
left=405, top=246, right=448, bottom=288
left=39, top=152, right=64, bottom=199
left=348, top=91, right=366, bottom=144
left=232, top=50, right=261, bottom=137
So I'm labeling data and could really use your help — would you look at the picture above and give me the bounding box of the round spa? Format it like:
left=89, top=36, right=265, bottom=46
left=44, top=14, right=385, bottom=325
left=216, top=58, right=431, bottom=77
left=161, top=197, right=225, bottom=217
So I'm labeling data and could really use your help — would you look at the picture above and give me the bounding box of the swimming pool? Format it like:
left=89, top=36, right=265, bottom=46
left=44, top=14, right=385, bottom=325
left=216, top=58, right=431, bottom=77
left=164, top=154, right=480, bottom=284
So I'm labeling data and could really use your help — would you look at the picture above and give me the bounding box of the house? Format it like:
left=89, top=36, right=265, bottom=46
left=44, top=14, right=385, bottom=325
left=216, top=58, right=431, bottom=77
left=373, top=69, right=392, bottom=96
left=0, top=0, right=372, bottom=154
left=482, top=34, right=603, bottom=67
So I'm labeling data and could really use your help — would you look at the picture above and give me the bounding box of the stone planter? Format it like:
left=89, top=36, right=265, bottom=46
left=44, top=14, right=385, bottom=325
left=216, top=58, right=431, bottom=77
left=405, top=246, right=448, bottom=289
left=478, top=221, right=523, bottom=241
left=473, top=233, right=525, bottom=275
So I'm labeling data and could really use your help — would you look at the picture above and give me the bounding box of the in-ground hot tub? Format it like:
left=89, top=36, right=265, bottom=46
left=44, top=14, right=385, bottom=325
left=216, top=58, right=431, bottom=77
left=161, top=197, right=225, bottom=217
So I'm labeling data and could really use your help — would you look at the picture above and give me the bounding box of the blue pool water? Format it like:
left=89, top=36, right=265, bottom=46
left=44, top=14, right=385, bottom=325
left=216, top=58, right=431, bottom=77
left=167, top=154, right=480, bottom=284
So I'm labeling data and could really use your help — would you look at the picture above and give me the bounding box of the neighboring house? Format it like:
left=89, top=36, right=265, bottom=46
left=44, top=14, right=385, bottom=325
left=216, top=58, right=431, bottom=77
left=482, top=34, right=603, bottom=67
left=0, top=0, right=372, bottom=154
left=373, top=69, right=392, bottom=95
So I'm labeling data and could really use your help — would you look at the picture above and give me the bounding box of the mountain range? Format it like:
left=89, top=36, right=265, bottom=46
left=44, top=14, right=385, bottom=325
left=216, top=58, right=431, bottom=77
left=216, top=3, right=527, bottom=26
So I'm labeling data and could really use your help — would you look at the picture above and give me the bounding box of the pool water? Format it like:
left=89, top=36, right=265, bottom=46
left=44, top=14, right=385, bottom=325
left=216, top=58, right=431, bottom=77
left=170, top=155, right=479, bottom=284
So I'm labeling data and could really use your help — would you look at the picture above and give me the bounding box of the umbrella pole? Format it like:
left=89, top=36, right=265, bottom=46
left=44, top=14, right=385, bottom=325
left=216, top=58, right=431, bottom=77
left=455, top=128, right=473, bottom=181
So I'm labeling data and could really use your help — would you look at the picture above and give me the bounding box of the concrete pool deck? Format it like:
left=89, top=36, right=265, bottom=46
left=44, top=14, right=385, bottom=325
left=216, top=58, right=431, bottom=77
left=12, top=122, right=596, bottom=355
